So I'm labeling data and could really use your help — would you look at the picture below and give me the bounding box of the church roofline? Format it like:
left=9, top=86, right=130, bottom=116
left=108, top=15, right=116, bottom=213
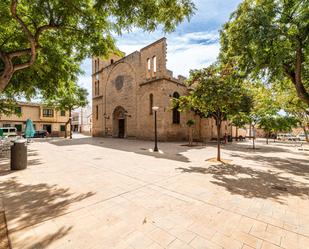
left=140, top=37, right=167, bottom=51
left=139, top=76, right=187, bottom=87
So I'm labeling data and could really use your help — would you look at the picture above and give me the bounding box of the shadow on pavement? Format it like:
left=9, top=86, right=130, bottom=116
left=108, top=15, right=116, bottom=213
left=229, top=153, right=309, bottom=179
left=176, top=162, right=309, bottom=202
left=0, top=149, right=42, bottom=176
left=24, top=226, right=72, bottom=249
left=0, top=177, right=95, bottom=248
left=45, top=136, right=206, bottom=163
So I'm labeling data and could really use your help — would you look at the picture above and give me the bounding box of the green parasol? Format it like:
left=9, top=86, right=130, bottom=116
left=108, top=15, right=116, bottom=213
left=25, top=119, right=35, bottom=138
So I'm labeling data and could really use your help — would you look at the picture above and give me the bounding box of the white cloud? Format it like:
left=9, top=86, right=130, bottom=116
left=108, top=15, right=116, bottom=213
left=166, top=42, right=220, bottom=77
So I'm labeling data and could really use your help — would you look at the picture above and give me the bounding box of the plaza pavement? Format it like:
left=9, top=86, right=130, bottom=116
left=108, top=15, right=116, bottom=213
left=0, top=135, right=309, bottom=249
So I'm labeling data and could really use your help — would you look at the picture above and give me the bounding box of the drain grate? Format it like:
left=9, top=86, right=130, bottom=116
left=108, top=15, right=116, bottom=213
left=0, top=211, right=10, bottom=249
left=271, top=185, right=288, bottom=192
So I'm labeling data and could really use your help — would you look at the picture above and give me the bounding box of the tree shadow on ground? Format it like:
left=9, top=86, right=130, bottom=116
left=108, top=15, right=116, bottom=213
left=24, top=226, right=72, bottom=249
left=218, top=142, right=294, bottom=153
left=228, top=153, right=309, bottom=179
left=176, top=163, right=309, bottom=202
left=44, top=137, right=206, bottom=163
left=0, top=177, right=95, bottom=232
left=0, top=149, right=42, bottom=176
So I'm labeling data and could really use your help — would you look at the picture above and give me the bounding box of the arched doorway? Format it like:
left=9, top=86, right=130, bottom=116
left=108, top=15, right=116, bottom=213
left=113, top=106, right=126, bottom=138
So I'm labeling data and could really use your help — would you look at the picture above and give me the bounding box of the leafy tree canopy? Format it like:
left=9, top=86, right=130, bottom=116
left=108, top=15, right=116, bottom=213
left=176, top=63, right=248, bottom=160
left=229, top=85, right=254, bottom=128
left=45, top=82, right=89, bottom=111
left=0, top=0, right=195, bottom=96
left=220, top=0, right=309, bottom=106
left=259, top=114, right=298, bottom=135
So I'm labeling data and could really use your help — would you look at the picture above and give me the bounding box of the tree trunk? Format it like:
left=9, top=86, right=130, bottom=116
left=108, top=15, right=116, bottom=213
left=216, top=122, right=221, bottom=161
left=69, top=108, right=72, bottom=139
left=252, top=125, right=255, bottom=149
left=266, top=132, right=270, bottom=145
left=65, top=116, right=70, bottom=138
left=236, top=126, right=238, bottom=141
left=303, top=126, right=309, bottom=143
left=284, top=45, right=309, bottom=105
left=188, top=127, right=193, bottom=146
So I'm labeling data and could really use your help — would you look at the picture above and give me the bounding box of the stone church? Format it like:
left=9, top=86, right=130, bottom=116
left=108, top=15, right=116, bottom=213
left=92, top=38, right=231, bottom=141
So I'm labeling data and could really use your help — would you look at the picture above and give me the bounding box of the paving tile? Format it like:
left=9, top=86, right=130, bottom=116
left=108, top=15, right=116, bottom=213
left=231, top=231, right=263, bottom=249
left=261, top=241, right=282, bottom=249
left=148, top=227, right=176, bottom=248
left=190, top=235, right=223, bottom=249
left=211, top=232, right=243, bottom=249
left=167, top=239, right=194, bottom=249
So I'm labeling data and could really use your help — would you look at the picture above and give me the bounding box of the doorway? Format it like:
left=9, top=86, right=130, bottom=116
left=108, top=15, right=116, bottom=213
left=43, top=124, right=52, bottom=134
left=113, top=106, right=127, bottom=138
left=118, top=119, right=125, bottom=138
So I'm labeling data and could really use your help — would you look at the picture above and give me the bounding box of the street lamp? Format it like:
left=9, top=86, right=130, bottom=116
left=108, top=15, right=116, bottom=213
left=152, top=106, right=159, bottom=152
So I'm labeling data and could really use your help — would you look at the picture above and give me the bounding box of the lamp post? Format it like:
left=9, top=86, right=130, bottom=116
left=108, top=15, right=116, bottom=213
left=152, top=106, right=159, bottom=152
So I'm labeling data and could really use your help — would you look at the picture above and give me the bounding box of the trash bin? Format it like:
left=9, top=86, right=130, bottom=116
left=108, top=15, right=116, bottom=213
left=11, top=139, right=27, bottom=170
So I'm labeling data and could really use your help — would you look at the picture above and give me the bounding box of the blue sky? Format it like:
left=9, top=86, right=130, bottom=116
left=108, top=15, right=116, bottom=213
left=78, top=0, right=242, bottom=94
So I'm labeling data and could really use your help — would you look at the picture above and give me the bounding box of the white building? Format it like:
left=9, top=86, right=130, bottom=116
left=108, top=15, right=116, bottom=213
left=72, top=106, right=92, bottom=134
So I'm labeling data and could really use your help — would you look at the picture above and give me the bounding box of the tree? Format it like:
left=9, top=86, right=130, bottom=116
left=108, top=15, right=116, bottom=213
left=220, top=0, right=309, bottom=106
left=0, top=0, right=195, bottom=93
left=259, top=115, right=298, bottom=144
left=186, top=119, right=195, bottom=146
left=276, top=83, right=309, bottom=142
left=229, top=92, right=253, bottom=141
left=246, top=82, right=279, bottom=149
left=176, top=63, right=246, bottom=161
left=46, top=83, right=88, bottom=139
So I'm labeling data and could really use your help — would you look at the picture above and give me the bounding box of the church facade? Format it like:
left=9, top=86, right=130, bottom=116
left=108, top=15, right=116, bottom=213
left=92, top=38, right=231, bottom=141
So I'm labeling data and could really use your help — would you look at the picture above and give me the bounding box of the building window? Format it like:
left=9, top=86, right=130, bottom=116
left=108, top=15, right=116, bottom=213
left=95, top=80, right=100, bottom=95
left=3, top=124, right=11, bottom=127
left=149, top=94, right=153, bottom=115
left=96, top=59, right=99, bottom=72
left=172, top=92, right=180, bottom=124
left=43, top=108, right=54, bottom=117
left=60, top=110, right=66, bottom=116
left=96, top=105, right=99, bottom=120
left=15, top=107, right=22, bottom=115
left=147, top=58, right=151, bottom=71
left=60, top=125, right=66, bottom=132
left=153, top=56, right=157, bottom=73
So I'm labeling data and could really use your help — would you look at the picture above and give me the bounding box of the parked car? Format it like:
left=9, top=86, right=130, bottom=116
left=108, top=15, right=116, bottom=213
left=33, top=130, right=48, bottom=138
left=297, top=134, right=307, bottom=141
left=0, top=127, right=17, bottom=137
left=277, top=133, right=298, bottom=141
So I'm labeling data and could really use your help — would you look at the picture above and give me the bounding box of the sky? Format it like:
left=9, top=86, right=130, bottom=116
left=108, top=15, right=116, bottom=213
left=78, top=0, right=243, bottom=96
